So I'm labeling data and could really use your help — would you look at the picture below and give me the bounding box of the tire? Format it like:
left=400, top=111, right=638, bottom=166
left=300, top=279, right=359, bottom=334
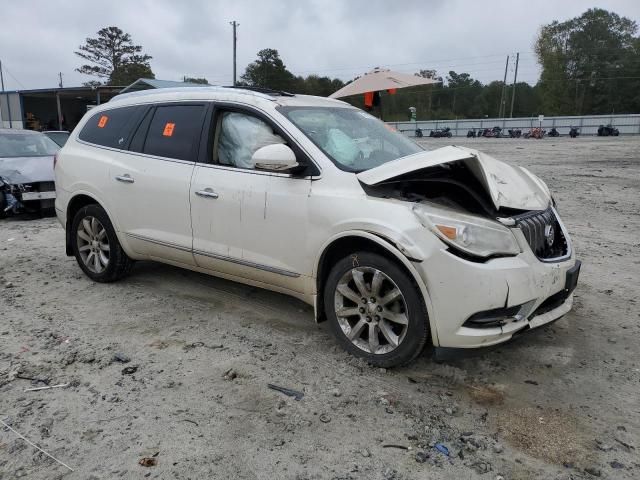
left=71, top=204, right=134, bottom=282
left=0, top=193, right=7, bottom=219
left=324, top=251, right=429, bottom=367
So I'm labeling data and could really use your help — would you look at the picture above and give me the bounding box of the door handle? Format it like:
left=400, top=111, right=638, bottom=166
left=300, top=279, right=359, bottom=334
left=115, top=174, right=134, bottom=184
left=195, top=188, right=219, bottom=199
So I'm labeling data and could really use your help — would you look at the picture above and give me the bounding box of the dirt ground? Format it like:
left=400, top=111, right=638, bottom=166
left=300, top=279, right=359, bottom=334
left=1, top=136, right=639, bottom=480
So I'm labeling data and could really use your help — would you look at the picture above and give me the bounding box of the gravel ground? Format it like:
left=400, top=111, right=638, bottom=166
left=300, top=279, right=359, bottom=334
left=1, top=136, right=639, bottom=480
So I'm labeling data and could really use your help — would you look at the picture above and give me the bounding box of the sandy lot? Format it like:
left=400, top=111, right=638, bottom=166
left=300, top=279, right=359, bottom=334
left=1, top=136, right=639, bottom=479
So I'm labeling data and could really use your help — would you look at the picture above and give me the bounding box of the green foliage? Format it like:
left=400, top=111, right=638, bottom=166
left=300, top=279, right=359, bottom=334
left=230, top=11, right=640, bottom=120
left=75, top=26, right=154, bottom=86
left=240, top=49, right=344, bottom=95
left=110, top=57, right=155, bottom=86
left=183, top=76, right=210, bottom=85
left=535, top=8, right=640, bottom=114
left=240, top=48, right=297, bottom=91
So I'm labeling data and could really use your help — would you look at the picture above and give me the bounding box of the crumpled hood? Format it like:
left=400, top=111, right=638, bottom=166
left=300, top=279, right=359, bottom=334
left=356, top=145, right=551, bottom=211
left=0, top=156, right=55, bottom=184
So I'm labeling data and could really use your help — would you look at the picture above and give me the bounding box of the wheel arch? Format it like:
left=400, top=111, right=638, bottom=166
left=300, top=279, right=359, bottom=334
left=65, top=193, right=107, bottom=256
left=313, top=231, right=439, bottom=346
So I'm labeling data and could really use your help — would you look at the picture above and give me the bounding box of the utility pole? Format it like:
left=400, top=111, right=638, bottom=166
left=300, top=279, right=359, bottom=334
left=498, top=55, right=509, bottom=118
left=509, top=52, right=519, bottom=118
left=0, top=59, right=13, bottom=128
left=58, top=72, right=63, bottom=88
left=229, top=21, right=239, bottom=86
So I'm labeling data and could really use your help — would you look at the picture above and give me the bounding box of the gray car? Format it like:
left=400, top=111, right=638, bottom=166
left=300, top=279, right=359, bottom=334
left=43, top=130, right=71, bottom=147
left=0, top=129, right=59, bottom=216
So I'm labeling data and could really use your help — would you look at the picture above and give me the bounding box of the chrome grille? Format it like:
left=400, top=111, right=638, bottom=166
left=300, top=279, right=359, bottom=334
left=514, top=207, right=568, bottom=260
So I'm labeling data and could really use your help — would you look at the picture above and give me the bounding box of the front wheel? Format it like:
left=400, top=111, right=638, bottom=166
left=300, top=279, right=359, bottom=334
left=324, top=252, right=429, bottom=367
left=71, top=204, right=134, bottom=282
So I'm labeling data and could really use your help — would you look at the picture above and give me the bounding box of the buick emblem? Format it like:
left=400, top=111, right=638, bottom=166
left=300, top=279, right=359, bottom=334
left=544, top=224, right=555, bottom=247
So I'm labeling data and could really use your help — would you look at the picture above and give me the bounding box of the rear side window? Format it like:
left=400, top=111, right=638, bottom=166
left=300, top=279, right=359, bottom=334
left=142, top=105, right=205, bottom=161
left=78, top=106, right=140, bottom=148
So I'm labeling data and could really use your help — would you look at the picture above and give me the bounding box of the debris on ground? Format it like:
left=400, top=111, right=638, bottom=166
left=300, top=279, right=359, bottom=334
left=24, top=383, right=68, bottom=392
left=112, top=353, right=130, bottom=363
left=434, top=443, right=450, bottom=456
left=267, top=383, right=304, bottom=401
left=121, top=366, right=138, bottom=375
left=138, top=457, right=157, bottom=467
left=383, top=444, right=410, bottom=450
left=0, top=419, right=74, bottom=472
left=223, top=368, right=237, bottom=380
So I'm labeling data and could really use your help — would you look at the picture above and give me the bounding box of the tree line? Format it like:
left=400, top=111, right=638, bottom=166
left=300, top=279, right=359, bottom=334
left=75, top=8, right=640, bottom=119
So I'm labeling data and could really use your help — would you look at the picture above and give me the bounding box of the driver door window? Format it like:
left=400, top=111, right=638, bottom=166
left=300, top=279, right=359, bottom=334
left=214, top=111, right=285, bottom=169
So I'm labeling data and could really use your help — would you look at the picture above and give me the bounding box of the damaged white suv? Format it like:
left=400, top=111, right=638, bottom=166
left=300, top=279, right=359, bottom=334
left=55, top=86, right=580, bottom=367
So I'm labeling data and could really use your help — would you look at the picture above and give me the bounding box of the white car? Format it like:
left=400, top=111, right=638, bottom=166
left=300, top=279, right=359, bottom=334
left=54, top=86, right=580, bottom=367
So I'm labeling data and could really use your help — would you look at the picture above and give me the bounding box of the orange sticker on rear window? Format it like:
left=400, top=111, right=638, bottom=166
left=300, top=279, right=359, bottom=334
left=163, top=122, right=175, bottom=137
left=98, top=115, right=108, bottom=128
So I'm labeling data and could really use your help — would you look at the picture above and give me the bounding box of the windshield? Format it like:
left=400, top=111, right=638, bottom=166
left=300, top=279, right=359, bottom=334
left=278, top=106, right=422, bottom=172
left=0, top=132, right=60, bottom=158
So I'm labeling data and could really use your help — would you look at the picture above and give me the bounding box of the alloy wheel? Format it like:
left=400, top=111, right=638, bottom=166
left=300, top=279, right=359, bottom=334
left=334, top=267, right=409, bottom=354
left=76, top=216, right=110, bottom=274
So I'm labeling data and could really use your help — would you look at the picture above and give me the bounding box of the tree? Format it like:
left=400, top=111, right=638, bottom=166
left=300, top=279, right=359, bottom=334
left=110, top=57, right=155, bottom=85
left=293, top=74, right=344, bottom=96
left=535, top=8, right=640, bottom=114
left=75, top=26, right=154, bottom=86
left=241, top=48, right=297, bottom=91
left=183, top=76, right=209, bottom=84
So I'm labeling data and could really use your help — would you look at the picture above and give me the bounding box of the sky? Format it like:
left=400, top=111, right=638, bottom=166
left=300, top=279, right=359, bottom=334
left=1, top=0, right=639, bottom=91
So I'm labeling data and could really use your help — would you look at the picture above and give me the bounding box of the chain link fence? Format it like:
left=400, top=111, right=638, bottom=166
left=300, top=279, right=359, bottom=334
left=388, top=114, right=640, bottom=137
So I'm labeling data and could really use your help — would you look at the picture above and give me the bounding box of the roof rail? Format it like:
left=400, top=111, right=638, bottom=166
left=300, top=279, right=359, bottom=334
left=111, top=85, right=285, bottom=103
left=224, top=85, right=295, bottom=97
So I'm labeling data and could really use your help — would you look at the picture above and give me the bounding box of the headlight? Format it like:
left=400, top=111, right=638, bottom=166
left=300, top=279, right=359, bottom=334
left=412, top=204, right=521, bottom=258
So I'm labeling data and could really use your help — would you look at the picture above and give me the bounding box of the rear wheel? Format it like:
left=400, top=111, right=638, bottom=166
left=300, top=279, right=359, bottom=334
left=324, top=251, right=429, bottom=367
left=71, top=204, right=134, bottom=282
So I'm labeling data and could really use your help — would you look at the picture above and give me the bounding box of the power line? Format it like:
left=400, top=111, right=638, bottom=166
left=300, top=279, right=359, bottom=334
left=0, top=63, right=26, bottom=90
left=287, top=51, right=536, bottom=76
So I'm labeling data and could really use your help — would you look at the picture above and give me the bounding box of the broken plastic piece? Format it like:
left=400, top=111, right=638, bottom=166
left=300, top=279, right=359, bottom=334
left=435, top=443, right=449, bottom=456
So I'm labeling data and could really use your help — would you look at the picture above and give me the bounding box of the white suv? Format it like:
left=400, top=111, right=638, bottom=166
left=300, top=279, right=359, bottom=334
left=55, top=86, right=580, bottom=367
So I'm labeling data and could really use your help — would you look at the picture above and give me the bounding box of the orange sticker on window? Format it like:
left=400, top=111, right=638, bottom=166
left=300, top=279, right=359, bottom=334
left=163, top=122, right=175, bottom=137
left=97, top=115, right=108, bottom=128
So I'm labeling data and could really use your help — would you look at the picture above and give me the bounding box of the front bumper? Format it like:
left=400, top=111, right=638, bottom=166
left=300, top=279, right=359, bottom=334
left=418, top=229, right=579, bottom=348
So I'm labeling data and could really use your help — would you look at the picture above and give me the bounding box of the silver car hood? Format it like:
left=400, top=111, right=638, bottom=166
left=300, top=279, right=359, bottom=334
left=356, top=145, right=551, bottom=211
left=0, top=156, right=55, bottom=184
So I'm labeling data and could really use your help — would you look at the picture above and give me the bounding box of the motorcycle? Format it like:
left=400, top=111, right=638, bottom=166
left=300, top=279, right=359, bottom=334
left=466, top=129, right=477, bottom=138
left=482, top=126, right=502, bottom=138
left=597, top=124, right=619, bottom=136
left=548, top=127, right=560, bottom=137
left=524, top=127, right=546, bottom=139
left=415, top=128, right=423, bottom=138
left=569, top=126, right=580, bottom=138
left=429, top=127, right=452, bottom=138
left=508, top=128, right=522, bottom=138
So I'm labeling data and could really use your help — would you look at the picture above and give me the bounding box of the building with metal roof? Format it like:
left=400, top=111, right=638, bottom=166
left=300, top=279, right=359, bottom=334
left=0, top=78, right=209, bottom=131
left=119, top=78, right=207, bottom=93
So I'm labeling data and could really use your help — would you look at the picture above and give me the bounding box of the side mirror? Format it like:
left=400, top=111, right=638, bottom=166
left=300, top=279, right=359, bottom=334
left=252, top=144, right=299, bottom=172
